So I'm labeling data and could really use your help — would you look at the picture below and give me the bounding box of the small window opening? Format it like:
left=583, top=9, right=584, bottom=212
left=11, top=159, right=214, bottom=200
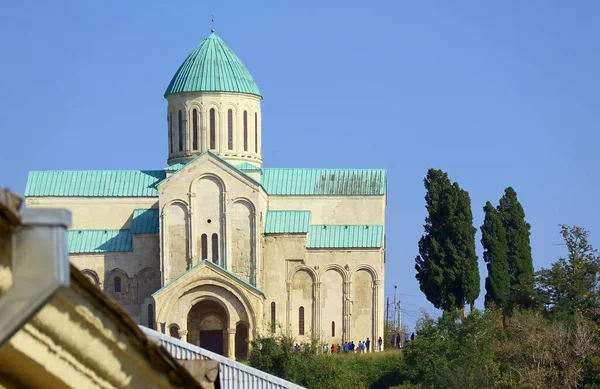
left=254, top=112, right=258, bottom=153
left=201, top=234, right=208, bottom=260
left=211, top=233, right=219, bottom=264
left=169, top=112, right=173, bottom=153
left=271, top=302, right=276, bottom=334
left=148, top=304, right=154, bottom=329
left=299, top=306, right=305, bottom=335
left=178, top=110, right=183, bottom=151
left=227, top=109, right=234, bottom=150
left=210, top=108, right=216, bottom=149
left=243, top=110, right=248, bottom=152
left=114, top=276, right=122, bottom=293
left=192, top=109, right=198, bottom=150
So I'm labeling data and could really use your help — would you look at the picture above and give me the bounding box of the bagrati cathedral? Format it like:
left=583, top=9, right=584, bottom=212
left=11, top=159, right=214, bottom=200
left=24, top=31, right=387, bottom=359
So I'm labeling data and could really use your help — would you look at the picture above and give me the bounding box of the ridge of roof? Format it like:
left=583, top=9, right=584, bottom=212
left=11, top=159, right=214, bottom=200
left=158, top=150, right=261, bottom=188
left=152, top=259, right=264, bottom=297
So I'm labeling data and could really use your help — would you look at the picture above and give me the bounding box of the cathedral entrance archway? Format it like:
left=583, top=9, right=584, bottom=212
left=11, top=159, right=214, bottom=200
left=187, top=299, right=228, bottom=356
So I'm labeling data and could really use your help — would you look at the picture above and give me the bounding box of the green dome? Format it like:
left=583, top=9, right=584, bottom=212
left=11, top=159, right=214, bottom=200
left=164, top=32, right=261, bottom=98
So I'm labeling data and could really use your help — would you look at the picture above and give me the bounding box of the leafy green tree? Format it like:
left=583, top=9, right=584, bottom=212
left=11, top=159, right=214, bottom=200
left=415, top=169, right=479, bottom=312
left=536, top=225, right=600, bottom=321
left=481, top=201, right=510, bottom=308
left=403, top=310, right=498, bottom=389
left=497, top=187, right=534, bottom=309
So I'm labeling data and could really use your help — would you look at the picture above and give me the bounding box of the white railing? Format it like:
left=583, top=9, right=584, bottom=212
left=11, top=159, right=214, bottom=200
left=139, top=326, right=306, bottom=389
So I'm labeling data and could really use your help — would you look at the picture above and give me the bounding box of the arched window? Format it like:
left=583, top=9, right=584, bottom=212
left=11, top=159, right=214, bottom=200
left=169, top=325, right=180, bottom=339
left=209, top=108, right=216, bottom=149
left=114, top=276, right=121, bottom=293
left=254, top=112, right=258, bottom=153
left=332, top=321, right=335, bottom=337
left=299, top=306, right=305, bottom=335
left=169, top=112, right=173, bottom=153
left=271, top=302, right=276, bottom=334
left=243, top=111, right=248, bottom=152
left=201, top=234, right=208, bottom=260
left=192, top=109, right=198, bottom=150
left=178, top=110, right=183, bottom=151
left=148, top=304, right=154, bottom=329
left=227, top=109, right=234, bottom=150
left=211, top=233, right=219, bottom=263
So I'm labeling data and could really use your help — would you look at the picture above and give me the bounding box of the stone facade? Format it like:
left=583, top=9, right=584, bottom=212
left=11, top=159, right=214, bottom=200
left=24, top=31, right=387, bottom=359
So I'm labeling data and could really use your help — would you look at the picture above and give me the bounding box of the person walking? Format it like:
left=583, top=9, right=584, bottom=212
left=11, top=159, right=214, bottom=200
left=377, top=336, right=383, bottom=351
left=365, top=338, right=371, bottom=353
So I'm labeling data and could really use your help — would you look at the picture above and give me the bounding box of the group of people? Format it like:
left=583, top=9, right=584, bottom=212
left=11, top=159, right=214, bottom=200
left=292, top=333, right=416, bottom=354
left=390, top=332, right=415, bottom=349
left=315, top=337, right=385, bottom=354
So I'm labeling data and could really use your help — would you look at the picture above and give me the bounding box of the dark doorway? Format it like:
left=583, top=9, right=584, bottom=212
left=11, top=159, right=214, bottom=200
left=187, top=299, right=229, bottom=356
left=200, top=329, right=224, bottom=355
left=235, top=323, right=249, bottom=360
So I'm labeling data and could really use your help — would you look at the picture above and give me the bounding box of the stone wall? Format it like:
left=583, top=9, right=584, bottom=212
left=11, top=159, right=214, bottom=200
left=165, top=91, right=263, bottom=167
left=70, top=234, right=160, bottom=323
left=261, top=232, right=385, bottom=346
left=267, top=196, right=385, bottom=225
left=25, top=197, right=157, bottom=230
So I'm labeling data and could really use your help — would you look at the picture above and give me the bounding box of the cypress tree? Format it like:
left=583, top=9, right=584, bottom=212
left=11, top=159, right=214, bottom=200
left=456, top=186, right=480, bottom=310
left=481, top=201, right=510, bottom=308
left=497, top=187, right=534, bottom=309
left=415, top=169, right=479, bottom=312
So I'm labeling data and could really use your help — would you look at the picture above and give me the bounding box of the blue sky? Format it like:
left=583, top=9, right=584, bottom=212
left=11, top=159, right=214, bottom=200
left=2, top=1, right=599, bottom=330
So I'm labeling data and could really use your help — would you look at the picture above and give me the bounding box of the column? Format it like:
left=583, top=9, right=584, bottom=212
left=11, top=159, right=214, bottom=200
left=227, top=329, right=236, bottom=360
left=160, top=212, right=168, bottom=285
left=219, top=109, right=225, bottom=154
left=286, top=282, right=292, bottom=335
left=222, top=191, right=229, bottom=270
left=178, top=329, right=189, bottom=343
left=372, top=279, right=380, bottom=348
left=313, top=282, right=321, bottom=337
left=343, top=281, right=352, bottom=342
left=188, top=192, right=196, bottom=265
left=183, top=107, right=189, bottom=155
left=249, top=212, right=257, bottom=285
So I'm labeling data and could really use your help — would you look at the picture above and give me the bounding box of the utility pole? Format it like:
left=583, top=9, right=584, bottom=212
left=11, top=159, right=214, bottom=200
left=393, top=285, right=397, bottom=329
left=398, top=299, right=402, bottom=340
left=385, top=296, right=389, bottom=330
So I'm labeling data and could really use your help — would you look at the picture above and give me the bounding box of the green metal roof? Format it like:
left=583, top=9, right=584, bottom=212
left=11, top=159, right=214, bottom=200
left=264, top=210, right=310, bottom=234
left=25, top=170, right=165, bottom=197
left=164, top=32, right=261, bottom=98
left=152, top=259, right=264, bottom=297
left=131, top=209, right=159, bottom=234
left=68, top=229, right=133, bottom=253
left=307, top=225, right=384, bottom=249
left=25, top=166, right=386, bottom=198
left=260, top=169, right=386, bottom=196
